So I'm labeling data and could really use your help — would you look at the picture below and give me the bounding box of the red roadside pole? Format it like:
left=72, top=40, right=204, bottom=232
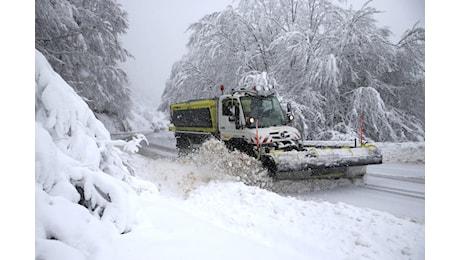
left=256, top=119, right=259, bottom=149
left=359, top=112, right=363, bottom=146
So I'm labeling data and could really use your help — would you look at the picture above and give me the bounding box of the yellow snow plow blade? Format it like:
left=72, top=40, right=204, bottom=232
left=261, top=144, right=383, bottom=180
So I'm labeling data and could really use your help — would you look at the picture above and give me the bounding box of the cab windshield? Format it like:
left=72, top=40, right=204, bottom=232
left=241, top=95, right=287, bottom=128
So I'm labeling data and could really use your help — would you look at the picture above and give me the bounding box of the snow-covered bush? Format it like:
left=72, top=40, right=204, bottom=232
left=35, top=49, right=154, bottom=258
left=126, top=104, right=170, bottom=132
left=96, top=103, right=169, bottom=133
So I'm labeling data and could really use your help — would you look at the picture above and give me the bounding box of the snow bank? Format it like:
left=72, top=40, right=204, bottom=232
left=186, top=181, right=424, bottom=259
left=124, top=151, right=425, bottom=259
left=376, top=142, right=425, bottom=164
left=35, top=49, right=154, bottom=258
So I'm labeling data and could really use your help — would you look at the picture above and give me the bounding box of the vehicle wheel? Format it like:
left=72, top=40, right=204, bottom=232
left=261, top=155, right=277, bottom=178
left=176, top=135, right=192, bottom=156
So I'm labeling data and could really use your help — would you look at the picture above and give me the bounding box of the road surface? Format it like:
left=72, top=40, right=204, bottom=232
left=295, top=163, right=425, bottom=223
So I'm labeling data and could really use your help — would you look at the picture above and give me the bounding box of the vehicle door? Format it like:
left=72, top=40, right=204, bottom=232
left=219, top=97, right=242, bottom=140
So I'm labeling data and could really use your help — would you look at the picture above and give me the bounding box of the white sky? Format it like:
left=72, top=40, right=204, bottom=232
left=117, top=0, right=425, bottom=109
left=118, top=0, right=235, bottom=108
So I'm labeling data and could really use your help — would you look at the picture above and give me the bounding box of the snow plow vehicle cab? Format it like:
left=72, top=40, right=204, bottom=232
left=168, top=86, right=383, bottom=180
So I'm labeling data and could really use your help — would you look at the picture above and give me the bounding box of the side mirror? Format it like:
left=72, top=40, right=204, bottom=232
left=286, top=103, right=294, bottom=123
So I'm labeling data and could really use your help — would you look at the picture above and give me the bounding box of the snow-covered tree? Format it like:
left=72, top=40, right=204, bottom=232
left=35, top=49, right=153, bottom=258
left=159, top=0, right=424, bottom=142
left=35, top=0, right=133, bottom=120
left=390, top=25, right=425, bottom=130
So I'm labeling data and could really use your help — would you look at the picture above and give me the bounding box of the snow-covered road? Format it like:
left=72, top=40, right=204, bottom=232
left=294, top=164, right=425, bottom=223
left=120, top=131, right=425, bottom=224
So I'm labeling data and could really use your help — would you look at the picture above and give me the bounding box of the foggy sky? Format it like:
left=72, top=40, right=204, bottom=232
left=117, top=0, right=425, bottom=110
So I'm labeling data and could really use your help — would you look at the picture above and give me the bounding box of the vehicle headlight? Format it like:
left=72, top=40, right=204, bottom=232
left=246, top=117, right=255, bottom=125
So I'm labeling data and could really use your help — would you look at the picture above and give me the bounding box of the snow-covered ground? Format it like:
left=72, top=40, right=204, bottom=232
left=118, top=143, right=425, bottom=260
left=34, top=49, right=427, bottom=259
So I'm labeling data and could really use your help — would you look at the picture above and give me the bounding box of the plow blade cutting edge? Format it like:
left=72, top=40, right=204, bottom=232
left=261, top=145, right=383, bottom=180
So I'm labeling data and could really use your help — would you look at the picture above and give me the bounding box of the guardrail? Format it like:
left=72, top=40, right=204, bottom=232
left=110, top=130, right=158, bottom=140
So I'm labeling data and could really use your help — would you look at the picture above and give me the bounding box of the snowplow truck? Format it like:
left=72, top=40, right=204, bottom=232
left=168, top=87, right=382, bottom=180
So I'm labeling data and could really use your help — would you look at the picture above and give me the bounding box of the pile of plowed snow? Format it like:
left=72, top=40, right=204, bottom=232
left=128, top=138, right=273, bottom=198
left=179, top=139, right=272, bottom=188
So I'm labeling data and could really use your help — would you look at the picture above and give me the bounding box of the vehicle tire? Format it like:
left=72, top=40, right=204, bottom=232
left=176, top=134, right=192, bottom=156
left=261, top=155, right=277, bottom=178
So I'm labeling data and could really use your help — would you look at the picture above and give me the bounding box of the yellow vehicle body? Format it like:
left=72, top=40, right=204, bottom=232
left=169, top=99, right=218, bottom=133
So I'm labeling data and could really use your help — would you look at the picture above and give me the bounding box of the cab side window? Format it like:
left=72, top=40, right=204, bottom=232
left=222, top=98, right=238, bottom=116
